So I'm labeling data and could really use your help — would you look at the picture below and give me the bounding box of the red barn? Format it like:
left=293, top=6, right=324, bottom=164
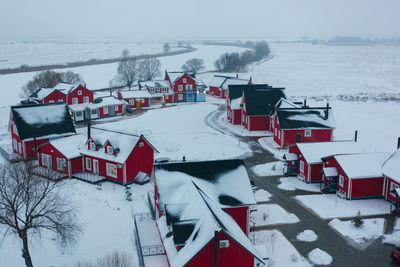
left=272, top=104, right=336, bottom=148
left=154, top=159, right=265, bottom=267
left=138, top=80, right=174, bottom=104
left=241, top=87, right=285, bottom=131
left=9, top=103, right=76, bottom=159
left=322, top=152, right=391, bottom=199
left=117, top=89, right=152, bottom=107
left=29, top=88, right=67, bottom=104
left=69, top=96, right=127, bottom=122
left=208, top=74, right=251, bottom=98
left=38, top=126, right=157, bottom=184
left=284, top=141, right=363, bottom=183
left=382, top=148, right=400, bottom=208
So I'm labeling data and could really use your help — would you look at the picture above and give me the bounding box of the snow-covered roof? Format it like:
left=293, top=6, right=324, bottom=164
left=155, top=159, right=263, bottom=266
left=11, top=103, right=76, bottom=140
left=382, top=149, right=400, bottom=183
left=166, top=72, right=186, bottom=83
left=274, top=98, right=301, bottom=110
left=334, top=152, right=392, bottom=179
left=53, top=82, right=78, bottom=93
left=139, top=80, right=171, bottom=88
left=221, top=77, right=251, bottom=90
left=284, top=152, right=298, bottom=161
left=277, top=107, right=336, bottom=129
left=119, top=90, right=152, bottom=99
left=30, top=88, right=64, bottom=101
left=231, top=97, right=242, bottom=109
left=323, top=167, right=339, bottom=177
left=49, top=134, right=85, bottom=159
left=79, top=128, right=141, bottom=164
left=68, top=96, right=127, bottom=112
left=209, top=75, right=228, bottom=87
left=296, top=141, right=364, bottom=164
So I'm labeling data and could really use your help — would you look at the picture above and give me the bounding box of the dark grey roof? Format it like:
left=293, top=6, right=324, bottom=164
left=277, top=107, right=336, bottom=129
left=243, top=88, right=286, bottom=116
left=172, top=219, right=199, bottom=245
left=11, top=103, right=76, bottom=140
left=227, top=84, right=271, bottom=102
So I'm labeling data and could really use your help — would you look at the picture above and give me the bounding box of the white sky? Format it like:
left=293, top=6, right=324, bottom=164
left=1, top=0, right=400, bottom=41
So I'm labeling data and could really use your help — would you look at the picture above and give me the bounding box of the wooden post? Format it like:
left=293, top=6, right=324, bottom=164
left=214, top=231, right=219, bottom=267
left=354, top=130, right=358, bottom=142
left=397, top=137, right=400, bottom=149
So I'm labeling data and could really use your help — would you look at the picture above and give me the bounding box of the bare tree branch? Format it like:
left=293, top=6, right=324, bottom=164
left=139, top=57, right=161, bottom=81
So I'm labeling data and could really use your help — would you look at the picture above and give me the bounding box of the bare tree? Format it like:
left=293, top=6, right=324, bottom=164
left=181, top=58, right=205, bottom=75
left=0, top=161, right=81, bottom=267
left=121, top=49, right=130, bottom=58
left=21, top=70, right=84, bottom=97
left=75, top=251, right=133, bottom=267
left=113, top=58, right=139, bottom=89
left=163, top=43, right=170, bottom=53
left=139, top=57, right=161, bottom=81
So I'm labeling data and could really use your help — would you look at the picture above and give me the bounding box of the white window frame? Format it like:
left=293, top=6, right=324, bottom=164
left=90, top=142, right=96, bottom=151
left=305, top=130, right=311, bottom=137
left=78, top=90, right=82, bottom=95
left=278, top=131, right=280, bottom=139
left=275, top=128, right=277, bottom=136
left=83, top=96, right=89, bottom=103
left=299, top=160, right=304, bottom=173
left=57, top=158, right=65, bottom=171
left=72, top=97, right=78, bottom=104
left=86, top=157, right=91, bottom=171
left=114, top=105, right=118, bottom=111
left=106, top=163, right=118, bottom=178
left=150, top=88, right=155, bottom=93
left=138, top=142, right=144, bottom=147
left=178, top=94, right=183, bottom=100
left=58, top=99, right=63, bottom=103
left=339, top=175, right=344, bottom=187
left=178, top=85, right=183, bottom=91
left=49, top=100, right=54, bottom=103
left=185, top=84, right=190, bottom=90
left=183, top=78, right=187, bottom=83
left=41, top=153, right=47, bottom=166
left=107, top=146, right=113, bottom=154
left=162, top=87, right=166, bottom=93
left=104, top=106, right=109, bottom=114
left=129, top=99, right=135, bottom=104
left=390, top=182, right=399, bottom=197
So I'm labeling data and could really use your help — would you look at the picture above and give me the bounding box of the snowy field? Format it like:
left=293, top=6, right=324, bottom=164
left=296, top=194, right=390, bottom=219
left=0, top=180, right=152, bottom=266
left=0, top=41, right=179, bottom=69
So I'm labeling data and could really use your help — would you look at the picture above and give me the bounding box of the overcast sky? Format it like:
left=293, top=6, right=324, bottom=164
left=1, top=0, right=400, bottom=41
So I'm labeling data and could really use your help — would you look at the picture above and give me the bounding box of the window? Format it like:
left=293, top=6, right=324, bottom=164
left=178, top=94, right=183, bottom=100
left=390, top=182, right=399, bottom=197
left=72, top=98, right=78, bottom=104
left=162, top=88, right=166, bottom=93
left=57, top=158, right=66, bottom=171
left=275, top=128, right=277, bottom=136
left=107, top=146, right=113, bottom=154
left=78, top=90, right=82, bottom=95
left=129, top=99, right=134, bottom=104
left=104, top=106, right=109, bottom=114
left=150, top=88, right=155, bottom=93
left=106, top=163, right=118, bottom=178
left=83, top=96, right=89, bottom=103
left=41, top=154, right=47, bottom=166
left=278, top=131, right=280, bottom=139
left=183, top=78, right=187, bottom=83
left=49, top=100, right=54, bottom=103
left=58, top=99, right=63, bottom=103
left=114, top=106, right=118, bottom=111
left=86, top=158, right=91, bottom=171
left=178, top=85, right=183, bottom=91
left=299, top=160, right=304, bottom=173
left=186, top=84, right=190, bottom=90
left=165, top=95, right=168, bottom=99
left=91, top=109, right=97, bottom=115
left=305, top=130, right=311, bottom=137
left=339, top=175, right=344, bottom=187
left=90, top=142, right=96, bottom=150
left=138, top=142, right=144, bottom=147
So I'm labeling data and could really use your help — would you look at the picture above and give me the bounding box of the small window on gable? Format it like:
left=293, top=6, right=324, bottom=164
left=107, top=146, right=113, bottom=154
left=90, top=142, right=96, bottom=151
left=78, top=90, right=82, bottom=95
left=183, top=78, right=187, bottom=83
left=305, top=130, right=311, bottom=137
left=138, top=142, right=144, bottom=148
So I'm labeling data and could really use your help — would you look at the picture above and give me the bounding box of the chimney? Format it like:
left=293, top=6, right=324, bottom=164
left=87, top=121, right=91, bottom=141
left=236, top=73, right=238, bottom=78
left=354, top=130, right=358, bottom=142
left=303, top=98, right=307, bottom=107
left=182, top=156, right=186, bottom=162
left=324, top=102, right=329, bottom=119
left=249, top=76, right=252, bottom=82
left=397, top=137, right=400, bottom=149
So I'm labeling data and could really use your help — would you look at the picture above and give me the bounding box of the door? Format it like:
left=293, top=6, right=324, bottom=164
left=296, top=133, right=301, bottom=143
left=93, top=159, right=99, bottom=175
left=110, top=106, right=115, bottom=116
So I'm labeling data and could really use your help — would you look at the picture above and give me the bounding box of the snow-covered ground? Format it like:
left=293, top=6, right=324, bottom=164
left=250, top=204, right=300, bottom=226
left=255, top=189, right=272, bottom=202
left=258, top=137, right=286, bottom=159
left=0, top=180, right=152, bottom=266
left=278, top=177, right=321, bottom=192
left=382, top=218, right=400, bottom=247
left=307, top=248, right=333, bottom=266
left=329, top=218, right=385, bottom=247
left=296, top=230, right=318, bottom=242
left=94, top=103, right=251, bottom=161
left=295, top=194, right=390, bottom=219
left=0, top=41, right=180, bottom=69
left=252, top=161, right=284, bottom=177
left=250, top=230, right=311, bottom=267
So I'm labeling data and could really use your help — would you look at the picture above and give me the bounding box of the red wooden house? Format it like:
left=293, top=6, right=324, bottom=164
left=382, top=148, right=400, bottom=205
left=9, top=103, right=76, bottom=159
left=241, top=87, right=285, bottom=131
left=284, top=141, right=363, bottom=183
left=38, top=126, right=158, bottom=184
left=209, top=74, right=251, bottom=98
left=29, top=88, right=67, bottom=104
left=117, top=89, right=152, bottom=107
left=154, top=159, right=265, bottom=267
left=321, top=152, right=391, bottom=199
left=271, top=103, right=336, bottom=148
left=164, top=71, right=206, bottom=102
left=138, top=80, right=174, bottom=104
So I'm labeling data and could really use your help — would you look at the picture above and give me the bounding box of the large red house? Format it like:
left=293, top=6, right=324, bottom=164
left=272, top=103, right=336, bottom=148
left=138, top=80, right=174, bottom=104
left=164, top=71, right=205, bottom=102
left=322, top=152, right=391, bottom=199
left=209, top=75, right=251, bottom=98
left=284, top=141, right=363, bottom=183
left=241, top=87, right=285, bottom=131
left=9, top=103, right=76, bottom=159
left=154, top=159, right=265, bottom=267
left=38, top=126, right=157, bottom=184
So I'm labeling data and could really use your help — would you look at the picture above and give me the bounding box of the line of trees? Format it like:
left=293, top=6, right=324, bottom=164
left=214, top=41, right=271, bottom=72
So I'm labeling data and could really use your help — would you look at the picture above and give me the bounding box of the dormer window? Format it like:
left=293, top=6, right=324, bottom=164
left=90, top=142, right=96, bottom=151
left=107, top=146, right=113, bottom=154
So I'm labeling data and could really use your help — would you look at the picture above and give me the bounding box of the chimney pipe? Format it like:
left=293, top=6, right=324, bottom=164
left=303, top=98, right=307, bottom=107
left=324, top=102, right=329, bottom=119
left=354, top=130, right=358, bottom=142
left=236, top=73, right=238, bottom=78
left=249, top=76, right=252, bottom=82
left=87, top=121, right=91, bottom=141
left=397, top=137, right=400, bottom=149
left=182, top=156, right=186, bottom=162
